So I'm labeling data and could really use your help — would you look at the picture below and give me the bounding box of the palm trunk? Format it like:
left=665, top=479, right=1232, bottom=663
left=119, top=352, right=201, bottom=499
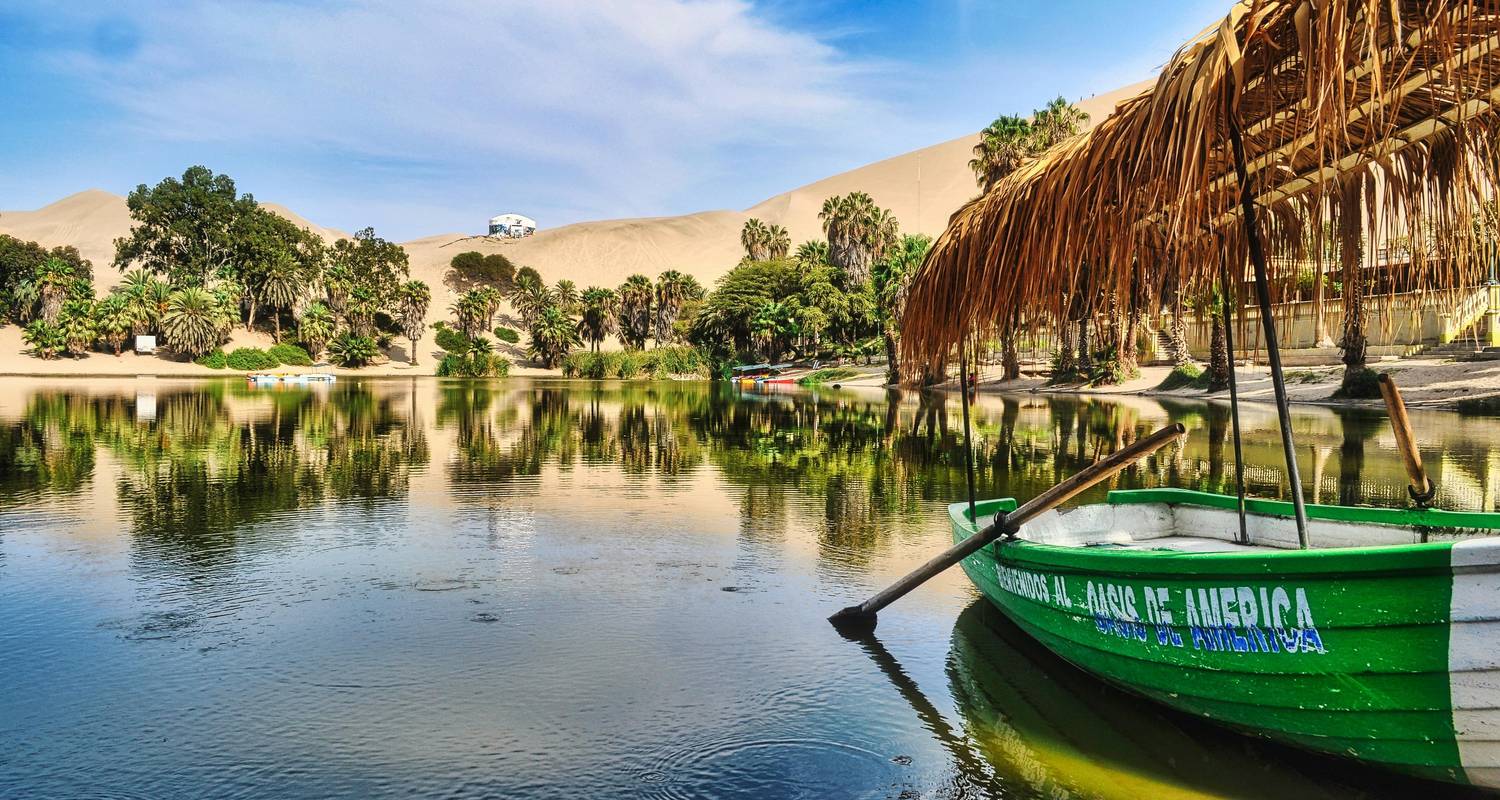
left=1002, top=334, right=1020, bottom=381
left=1208, top=310, right=1230, bottom=391
left=1166, top=288, right=1191, bottom=365
left=409, top=335, right=419, bottom=366
left=883, top=326, right=900, bottom=385
left=273, top=312, right=281, bottom=343
left=1056, top=318, right=1076, bottom=377
left=1076, top=318, right=1093, bottom=377
left=247, top=297, right=258, bottom=332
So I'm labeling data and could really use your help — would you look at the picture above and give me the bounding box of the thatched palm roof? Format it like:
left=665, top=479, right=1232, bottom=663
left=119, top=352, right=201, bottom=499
left=904, top=0, right=1500, bottom=368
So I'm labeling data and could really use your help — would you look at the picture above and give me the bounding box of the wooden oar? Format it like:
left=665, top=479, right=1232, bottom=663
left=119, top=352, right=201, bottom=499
left=1377, top=373, right=1435, bottom=507
left=830, top=422, right=1186, bottom=632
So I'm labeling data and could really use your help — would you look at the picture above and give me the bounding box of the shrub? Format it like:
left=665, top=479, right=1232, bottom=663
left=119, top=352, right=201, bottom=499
left=267, top=343, right=312, bottom=366
left=797, top=366, right=861, bottom=386
left=226, top=347, right=279, bottom=371
left=196, top=350, right=228, bottom=369
left=493, top=326, right=520, bottom=344
left=1156, top=364, right=1203, bottom=391
left=435, top=326, right=472, bottom=354
left=328, top=333, right=379, bottom=367
left=1331, top=367, right=1382, bottom=400
left=436, top=351, right=510, bottom=377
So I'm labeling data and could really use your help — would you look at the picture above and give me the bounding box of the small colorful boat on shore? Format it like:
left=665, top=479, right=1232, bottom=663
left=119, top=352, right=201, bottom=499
left=953, top=488, right=1500, bottom=789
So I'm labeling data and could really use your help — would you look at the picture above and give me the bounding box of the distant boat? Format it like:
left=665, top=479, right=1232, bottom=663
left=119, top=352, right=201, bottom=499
left=952, top=488, right=1500, bottom=789
left=245, top=373, right=336, bottom=385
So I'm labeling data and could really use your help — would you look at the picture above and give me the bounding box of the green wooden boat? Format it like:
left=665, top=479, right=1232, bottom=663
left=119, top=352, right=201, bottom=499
left=953, top=488, right=1500, bottom=789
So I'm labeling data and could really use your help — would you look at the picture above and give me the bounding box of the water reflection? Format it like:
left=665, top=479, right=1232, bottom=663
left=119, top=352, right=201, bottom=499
left=3, top=378, right=1499, bottom=798
left=8, top=379, right=1500, bottom=562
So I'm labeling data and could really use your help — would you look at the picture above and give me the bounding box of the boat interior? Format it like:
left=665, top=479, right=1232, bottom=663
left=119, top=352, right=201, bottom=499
left=968, top=491, right=1500, bottom=552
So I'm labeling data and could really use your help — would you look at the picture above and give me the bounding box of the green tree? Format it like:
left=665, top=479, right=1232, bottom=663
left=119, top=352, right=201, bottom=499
left=528, top=304, right=581, bottom=368
left=328, top=331, right=379, bottom=367
left=555, top=280, right=580, bottom=314
left=22, top=320, right=64, bottom=359
left=969, top=114, right=1033, bottom=192
left=397, top=280, right=431, bottom=365
left=161, top=286, right=227, bottom=358
left=511, top=274, right=553, bottom=327
left=114, top=165, right=257, bottom=286
left=617, top=274, right=654, bottom=349
left=256, top=251, right=304, bottom=341
left=93, top=294, right=137, bottom=355
left=326, top=227, right=410, bottom=331
left=653, top=270, right=703, bottom=345
left=451, top=289, right=489, bottom=339
left=741, top=218, right=770, bottom=261
left=872, top=234, right=931, bottom=384
left=298, top=303, right=336, bottom=360
left=578, top=287, right=617, bottom=352
left=818, top=192, right=899, bottom=283
left=34, top=258, right=77, bottom=323
left=58, top=299, right=97, bottom=357
left=794, top=240, right=828, bottom=267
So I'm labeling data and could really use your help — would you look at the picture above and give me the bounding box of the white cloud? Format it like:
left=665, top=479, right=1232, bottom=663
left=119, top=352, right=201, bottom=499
left=32, top=0, right=903, bottom=230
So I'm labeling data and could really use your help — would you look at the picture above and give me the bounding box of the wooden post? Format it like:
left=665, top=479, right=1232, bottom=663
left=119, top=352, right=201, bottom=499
left=1226, top=97, right=1311, bottom=549
left=959, top=338, right=978, bottom=525
left=1219, top=256, right=1249, bottom=545
left=1377, top=373, right=1435, bottom=507
left=829, top=422, right=1186, bottom=631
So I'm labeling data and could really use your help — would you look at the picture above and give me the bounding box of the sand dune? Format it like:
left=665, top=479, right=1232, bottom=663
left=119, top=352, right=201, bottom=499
left=0, top=81, right=1149, bottom=372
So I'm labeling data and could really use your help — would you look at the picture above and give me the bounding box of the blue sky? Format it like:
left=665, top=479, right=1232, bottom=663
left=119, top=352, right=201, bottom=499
left=0, top=0, right=1224, bottom=240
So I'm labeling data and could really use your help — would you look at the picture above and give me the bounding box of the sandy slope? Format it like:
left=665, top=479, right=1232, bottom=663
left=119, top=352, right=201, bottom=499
left=0, top=80, right=1151, bottom=375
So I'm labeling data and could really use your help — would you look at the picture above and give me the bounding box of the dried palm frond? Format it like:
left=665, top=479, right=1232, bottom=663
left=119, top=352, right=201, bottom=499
left=904, top=0, right=1500, bottom=372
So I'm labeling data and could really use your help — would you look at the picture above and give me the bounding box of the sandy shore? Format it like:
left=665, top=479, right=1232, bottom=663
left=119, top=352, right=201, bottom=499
left=3, top=322, right=1493, bottom=411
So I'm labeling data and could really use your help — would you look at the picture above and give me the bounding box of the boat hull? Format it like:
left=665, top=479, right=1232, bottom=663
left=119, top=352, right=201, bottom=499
left=953, top=489, right=1500, bottom=789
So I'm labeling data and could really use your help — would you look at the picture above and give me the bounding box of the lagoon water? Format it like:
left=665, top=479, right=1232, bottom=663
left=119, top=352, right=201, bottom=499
left=0, top=377, right=1493, bottom=799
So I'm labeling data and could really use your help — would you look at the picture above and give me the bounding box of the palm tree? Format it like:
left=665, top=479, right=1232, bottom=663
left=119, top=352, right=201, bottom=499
left=10, top=279, right=38, bottom=323
left=617, top=274, right=654, bottom=349
left=161, top=286, right=226, bottom=358
left=478, top=285, right=505, bottom=329
left=138, top=278, right=173, bottom=336
left=1030, top=96, right=1090, bottom=149
left=511, top=275, right=553, bottom=327
left=740, top=219, right=770, bottom=261
left=819, top=192, right=900, bottom=283
left=34, top=258, right=75, bottom=323
left=750, top=300, right=795, bottom=361
left=969, top=114, right=1033, bottom=192
left=872, top=234, right=931, bottom=384
left=22, top=320, right=64, bottom=359
left=794, top=240, right=829, bottom=266
left=298, top=303, right=336, bottom=360
left=528, top=305, right=581, bottom=368
left=328, top=330, right=378, bottom=367
left=653, top=270, right=702, bottom=345
left=578, top=287, right=618, bottom=352
left=93, top=294, right=137, bottom=355
left=451, top=289, right=489, bottom=339
left=257, top=252, right=303, bottom=341
left=58, top=299, right=97, bottom=357
left=554, top=280, right=580, bottom=314
left=397, top=280, right=431, bottom=365
left=767, top=225, right=791, bottom=260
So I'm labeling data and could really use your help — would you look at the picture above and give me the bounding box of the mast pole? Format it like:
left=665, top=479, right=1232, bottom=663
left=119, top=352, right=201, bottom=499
left=1226, top=102, right=1311, bottom=548
left=1219, top=254, right=1249, bottom=545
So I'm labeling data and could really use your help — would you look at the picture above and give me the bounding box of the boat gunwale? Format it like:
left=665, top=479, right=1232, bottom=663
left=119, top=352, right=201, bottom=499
left=949, top=489, right=1500, bottom=574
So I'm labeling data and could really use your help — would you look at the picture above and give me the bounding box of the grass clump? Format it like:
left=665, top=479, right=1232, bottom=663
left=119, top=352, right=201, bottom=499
left=267, top=343, right=313, bottom=366
left=493, top=326, right=520, bottom=345
left=1155, top=363, right=1203, bottom=391
left=226, top=347, right=279, bottom=371
left=435, top=351, right=510, bottom=377
left=1331, top=367, right=1382, bottom=400
left=195, top=349, right=228, bottom=369
left=562, top=347, right=710, bottom=380
left=797, top=366, right=861, bottom=386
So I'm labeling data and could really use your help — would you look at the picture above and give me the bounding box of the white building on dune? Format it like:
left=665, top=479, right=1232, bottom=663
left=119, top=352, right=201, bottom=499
left=488, top=213, right=536, bottom=238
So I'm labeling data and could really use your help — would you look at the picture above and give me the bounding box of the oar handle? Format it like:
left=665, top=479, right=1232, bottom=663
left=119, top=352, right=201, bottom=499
left=830, top=422, right=1186, bottom=629
left=1377, top=373, right=1434, bottom=507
